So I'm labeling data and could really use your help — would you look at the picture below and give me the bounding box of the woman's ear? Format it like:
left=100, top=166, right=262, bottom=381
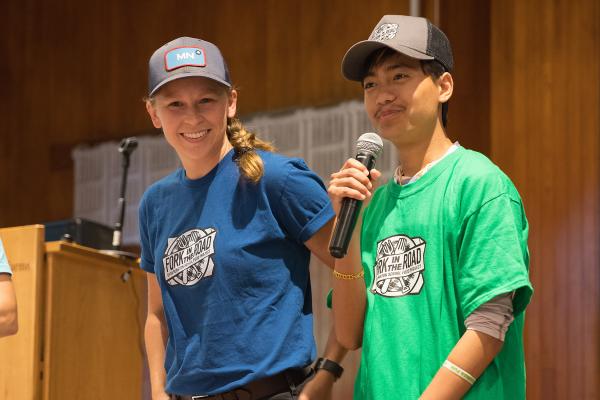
left=227, top=89, right=238, bottom=119
left=146, top=100, right=162, bottom=129
left=438, top=72, right=454, bottom=104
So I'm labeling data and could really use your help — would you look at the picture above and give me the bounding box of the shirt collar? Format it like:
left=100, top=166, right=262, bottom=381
left=394, top=142, right=461, bottom=185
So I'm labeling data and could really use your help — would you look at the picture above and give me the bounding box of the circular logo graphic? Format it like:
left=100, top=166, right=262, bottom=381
left=371, top=234, right=425, bottom=297
left=163, top=228, right=216, bottom=286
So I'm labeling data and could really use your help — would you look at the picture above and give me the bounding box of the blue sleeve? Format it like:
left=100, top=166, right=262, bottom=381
left=0, top=239, right=12, bottom=275
left=271, top=158, right=335, bottom=244
left=138, top=194, right=155, bottom=274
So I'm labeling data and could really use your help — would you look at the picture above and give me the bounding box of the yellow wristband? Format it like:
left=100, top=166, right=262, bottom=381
left=333, top=269, right=364, bottom=280
left=442, top=360, right=476, bottom=385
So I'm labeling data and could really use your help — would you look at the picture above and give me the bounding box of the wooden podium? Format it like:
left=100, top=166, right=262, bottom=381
left=0, top=225, right=146, bottom=399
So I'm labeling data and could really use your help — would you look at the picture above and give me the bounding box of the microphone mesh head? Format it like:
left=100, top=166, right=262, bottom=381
left=356, top=132, right=383, bottom=159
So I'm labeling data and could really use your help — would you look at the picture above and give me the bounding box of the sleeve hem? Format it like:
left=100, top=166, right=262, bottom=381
left=140, top=258, right=155, bottom=274
left=298, top=205, right=335, bottom=244
left=462, top=278, right=532, bottom=319
left=0, top=264, right=12, bottom=275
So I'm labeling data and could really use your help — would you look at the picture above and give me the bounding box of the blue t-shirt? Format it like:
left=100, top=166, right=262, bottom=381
left=0, top=239, right=11, bottom=275
left=139, top=149, right=334, bottom=395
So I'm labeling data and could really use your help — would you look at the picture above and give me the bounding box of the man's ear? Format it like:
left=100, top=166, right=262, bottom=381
left=146, top=101, right=162, bottom=129
left=438, top=72, right=454, bottom=104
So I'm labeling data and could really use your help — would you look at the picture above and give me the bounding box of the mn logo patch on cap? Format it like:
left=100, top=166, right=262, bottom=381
left=370, top=23, right=399, bottom=41
left=164, top=47, right=206, bottom=71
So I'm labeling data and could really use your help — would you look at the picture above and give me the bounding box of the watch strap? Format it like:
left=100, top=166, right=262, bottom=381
left=314, top=357, right=344, bottom=380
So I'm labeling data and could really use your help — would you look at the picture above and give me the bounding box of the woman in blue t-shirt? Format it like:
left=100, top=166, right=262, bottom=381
left=140, top=37, right=346, bottom=400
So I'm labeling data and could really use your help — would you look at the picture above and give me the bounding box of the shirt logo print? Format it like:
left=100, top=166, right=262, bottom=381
left=162, top=228, right=216, bottom=286
left=371, top=234, right=426, bottom=297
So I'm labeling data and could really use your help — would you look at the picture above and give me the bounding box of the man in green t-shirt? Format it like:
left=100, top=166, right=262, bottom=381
left=328, top=15, right=533, bottom=399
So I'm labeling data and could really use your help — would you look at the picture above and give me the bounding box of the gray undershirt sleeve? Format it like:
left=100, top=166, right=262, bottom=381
left=465, top=292, right=514, bottom=341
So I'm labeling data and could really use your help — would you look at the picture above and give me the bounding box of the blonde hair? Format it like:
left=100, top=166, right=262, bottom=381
left=226, top=117, right=275, bottom=183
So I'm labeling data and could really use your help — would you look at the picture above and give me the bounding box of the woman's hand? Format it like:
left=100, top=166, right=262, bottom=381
left=328, top=158, right=381, bottom=215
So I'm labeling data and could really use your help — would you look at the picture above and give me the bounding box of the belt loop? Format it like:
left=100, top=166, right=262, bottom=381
left=284, top=370, right=298, bottom=396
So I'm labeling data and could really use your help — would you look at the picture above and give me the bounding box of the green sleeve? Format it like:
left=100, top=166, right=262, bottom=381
left=457, top=193, right=533, bottom=317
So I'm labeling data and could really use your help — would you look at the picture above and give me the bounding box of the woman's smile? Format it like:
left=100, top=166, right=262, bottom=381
left=180, top=129, right=210, bottom=142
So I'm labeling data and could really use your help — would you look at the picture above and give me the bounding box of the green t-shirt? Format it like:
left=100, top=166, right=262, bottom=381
left=355, top=147, right=533, bottom=400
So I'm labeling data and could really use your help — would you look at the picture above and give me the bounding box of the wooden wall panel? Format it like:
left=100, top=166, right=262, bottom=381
left=490, top=1, right=600, bottom=398
left=436, top=0, right=490, bottom=155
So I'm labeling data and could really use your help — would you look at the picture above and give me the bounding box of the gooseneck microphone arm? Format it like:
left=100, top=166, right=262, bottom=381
left=113, top=137, right=138, bottom=250
left=329, top=133, right=383, bottom=258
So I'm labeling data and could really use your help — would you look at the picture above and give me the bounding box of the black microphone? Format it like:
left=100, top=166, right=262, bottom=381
left=119, top=137, right=138, bottom=157
left=329, top=132, right=383, bottom=258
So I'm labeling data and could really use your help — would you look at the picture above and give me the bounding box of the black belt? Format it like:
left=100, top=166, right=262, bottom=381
left=173, top=365, right=314, bottom=400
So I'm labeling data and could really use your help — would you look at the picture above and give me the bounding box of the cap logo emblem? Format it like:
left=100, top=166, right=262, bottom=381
left=164, top=47, right=206, bottom=71
left=370, top=23, right=398, bottom=41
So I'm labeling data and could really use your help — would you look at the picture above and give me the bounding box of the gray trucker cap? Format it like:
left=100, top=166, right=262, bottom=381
left=341, top=15, right=454, bottom=81
left=148, top=36, right=231, bottom=96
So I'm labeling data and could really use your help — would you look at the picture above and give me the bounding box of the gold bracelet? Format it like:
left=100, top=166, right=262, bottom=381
left=333, top=269, right=364, bottom=280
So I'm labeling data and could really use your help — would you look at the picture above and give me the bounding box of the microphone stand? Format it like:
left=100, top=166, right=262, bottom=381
left=100, top=137, right=139, bottom=265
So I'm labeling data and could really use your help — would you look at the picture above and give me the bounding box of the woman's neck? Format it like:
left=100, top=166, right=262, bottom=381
left=183, top=140, right=233, bottom=180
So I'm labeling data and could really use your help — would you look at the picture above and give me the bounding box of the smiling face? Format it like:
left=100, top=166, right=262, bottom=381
left=362, top=52, right=452, bottom=147
left=146, top=76, right=237, bottom=178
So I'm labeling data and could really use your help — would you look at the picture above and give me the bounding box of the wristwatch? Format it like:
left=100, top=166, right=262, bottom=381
left=314, top=357, right=344, bottom=380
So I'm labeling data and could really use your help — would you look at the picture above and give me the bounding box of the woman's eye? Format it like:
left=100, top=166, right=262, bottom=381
left=168, top=101, right=183, bottom=108
left=394, top=73, right=408, bottom=80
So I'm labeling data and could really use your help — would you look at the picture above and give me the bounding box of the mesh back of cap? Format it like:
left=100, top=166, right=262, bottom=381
left=426, top=22, right=454, bottom=71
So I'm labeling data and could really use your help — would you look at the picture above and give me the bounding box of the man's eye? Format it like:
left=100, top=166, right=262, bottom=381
left=394, top=73, right=408, bottom=80
left=363, top=81, right=375, bottom=90
left=198, top=98, right=213, bottom=104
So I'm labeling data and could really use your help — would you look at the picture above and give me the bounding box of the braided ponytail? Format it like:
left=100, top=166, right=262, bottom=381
left=226, top=117, right=275, bottom=183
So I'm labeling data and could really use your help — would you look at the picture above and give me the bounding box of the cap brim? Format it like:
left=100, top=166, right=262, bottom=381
left=149, top=71, right=231, bottom=96
left=341, top=40, right=434, bottom=81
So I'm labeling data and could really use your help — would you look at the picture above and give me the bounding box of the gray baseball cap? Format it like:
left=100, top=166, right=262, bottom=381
left=342, top=15, right=453, bottom=81
left=148, top=36, right=231, bottom=96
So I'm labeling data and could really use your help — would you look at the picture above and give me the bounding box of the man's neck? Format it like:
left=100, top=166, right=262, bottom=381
left=394, top=121, right=453, bottom=177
